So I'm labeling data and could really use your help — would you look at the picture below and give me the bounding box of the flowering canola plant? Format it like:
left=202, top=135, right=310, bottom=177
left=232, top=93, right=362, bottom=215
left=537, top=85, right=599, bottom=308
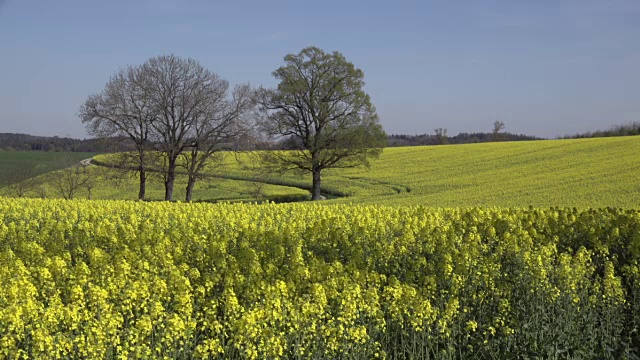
left=0, top=198, right=639, bottom=359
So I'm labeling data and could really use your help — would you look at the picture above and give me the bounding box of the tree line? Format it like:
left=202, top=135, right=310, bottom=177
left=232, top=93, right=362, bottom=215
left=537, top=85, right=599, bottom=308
left=0, top=128, right=543, bottom=152
left=0, top=133, right=125, bottom=152
left=561, top=122, right=640, bottom=139
left=78, top=47, right=386, bottom=202
left=388, top=131, right=544, bottom=147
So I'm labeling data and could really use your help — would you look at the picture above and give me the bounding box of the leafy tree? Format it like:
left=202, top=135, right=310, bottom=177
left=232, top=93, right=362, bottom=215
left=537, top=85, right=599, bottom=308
left=257, top=46, right=386, bottom=200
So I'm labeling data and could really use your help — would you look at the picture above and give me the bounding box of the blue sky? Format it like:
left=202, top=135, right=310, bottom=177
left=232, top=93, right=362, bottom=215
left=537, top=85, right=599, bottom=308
left=0, top=0, right=639, bottom=138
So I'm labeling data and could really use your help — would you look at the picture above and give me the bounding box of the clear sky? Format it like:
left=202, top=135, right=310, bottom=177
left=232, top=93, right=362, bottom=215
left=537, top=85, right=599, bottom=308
left=1, top=0, right=639, bottom=139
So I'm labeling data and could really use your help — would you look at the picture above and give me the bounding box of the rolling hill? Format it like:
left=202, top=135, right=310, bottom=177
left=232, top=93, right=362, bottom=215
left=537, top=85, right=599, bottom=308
left=3, top=136, right=639, bottom=207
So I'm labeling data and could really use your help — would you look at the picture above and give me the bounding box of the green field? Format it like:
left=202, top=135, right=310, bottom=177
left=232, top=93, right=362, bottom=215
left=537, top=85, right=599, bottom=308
left=2, top=136, right=639, bottom=207
left=330, top=136, right=640, bottom=207
left=0, top=164, right=309, bottom=202
left=0, top=151, right=94, bottom=187
left=203, top=136, right=640, bottom=207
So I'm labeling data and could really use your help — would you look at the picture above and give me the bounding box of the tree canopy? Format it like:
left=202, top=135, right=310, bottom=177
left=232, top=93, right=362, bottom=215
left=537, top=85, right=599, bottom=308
left=79, top=55, right=254, bottom=201
left=257, top=46, right=386, bottom=200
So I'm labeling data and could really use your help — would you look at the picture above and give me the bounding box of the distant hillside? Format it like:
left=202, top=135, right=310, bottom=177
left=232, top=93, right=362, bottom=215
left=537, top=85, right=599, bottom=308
left=0, top=133, right=133, bottom=152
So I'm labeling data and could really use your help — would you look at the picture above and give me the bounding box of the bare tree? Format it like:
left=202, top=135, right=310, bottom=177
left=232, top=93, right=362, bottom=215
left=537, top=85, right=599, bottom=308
left=180, top=83, right=255, bottom=202
left=142, top=55, right=239, bottom=201
left=435, top=128, right=448, bottom=145
left=257, top=46, right=386, bottom=200
left=50, top=157, right=92, bottom=200
left=238, top=151, right=273, bottom=202
left=35, top=185, right=47, bottom=199
left=9, top=165, right=37, bottom=197
left=493, top=121, right=505, bottom=141
left=247, top=179, right=266, bottom=201
left=83, top=166, right=109, bottom=200
left=79, top=66, right=155, bottom=200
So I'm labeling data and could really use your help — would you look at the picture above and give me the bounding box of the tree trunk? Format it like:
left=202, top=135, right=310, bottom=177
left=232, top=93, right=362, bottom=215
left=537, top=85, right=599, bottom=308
left=185, top=176, right=196, bottom=202
left=185, top=153, right=198, bottom=202
left=311, top=168, right=323, bottom=200
left=138, top=170, right=146, bottom=200
left=164, top=161, right=176, bottom=201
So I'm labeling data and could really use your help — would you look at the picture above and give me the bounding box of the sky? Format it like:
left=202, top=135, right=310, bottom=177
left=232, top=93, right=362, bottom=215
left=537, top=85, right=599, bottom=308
left=0, top=0, right=639, bottom=139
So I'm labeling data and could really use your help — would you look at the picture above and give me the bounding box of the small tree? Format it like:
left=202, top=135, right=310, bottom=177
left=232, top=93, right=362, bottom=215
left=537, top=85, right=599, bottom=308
left=9, top=165, right=37, bottom=197
left=493, top=121, right=505, bottom=141
left=34, top=185, right=47, bottom=199
left=257, top=46, right=386, bottom=200
left=83, top=166, right=108, bottom=200
left=50, top=156, right=92, bottom=200
left=247, top=179, right=267, bottom=201
left=435, top=128, right=448, bottom=145
left=238, top=152, right=273, bottom=202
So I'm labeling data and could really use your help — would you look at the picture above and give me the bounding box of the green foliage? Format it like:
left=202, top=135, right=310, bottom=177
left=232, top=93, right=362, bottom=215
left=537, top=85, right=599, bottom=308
left=257, top=46, right=386, bottom=199
left=0, top=199, right=639, bottom=358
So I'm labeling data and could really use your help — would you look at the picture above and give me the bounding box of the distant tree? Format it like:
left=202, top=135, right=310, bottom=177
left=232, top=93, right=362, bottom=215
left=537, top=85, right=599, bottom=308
left=9, top=165, right=37, bottom=197
left=0, top=132, right=129, bottom=153
left=247, top=178, right=267, bottom=201
left=83, top=166, right=109, bottom=200
left=563, top=121, right=640, bottom=139
left=257, top=46, right=386, bottom=200
left=34, top=185, right=47, bottom=199
left=435, top=128, right=448, bottom=144
left=51, top=158, right=92, bottom=200
left=493, top=121, right=505, bottom=141
left=79, top=65, right=156, bottom=200
left=239, top=152, right=273, bottom=202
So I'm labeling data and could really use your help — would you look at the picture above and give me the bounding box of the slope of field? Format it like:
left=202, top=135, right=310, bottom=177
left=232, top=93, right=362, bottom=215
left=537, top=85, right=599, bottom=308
left=0, top=163, right=309, bottom=202
left=0, top=151, right=94, bottom=187
left=9, top=136, right=639, bottom=207
left=200, top=136, right=640, bottom=208
left=330, top=136, right=640, bottom=207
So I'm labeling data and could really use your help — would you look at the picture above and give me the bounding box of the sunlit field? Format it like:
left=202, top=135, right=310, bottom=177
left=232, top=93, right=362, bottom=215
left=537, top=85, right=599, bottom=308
left=1, top=199, right=638, bottom=358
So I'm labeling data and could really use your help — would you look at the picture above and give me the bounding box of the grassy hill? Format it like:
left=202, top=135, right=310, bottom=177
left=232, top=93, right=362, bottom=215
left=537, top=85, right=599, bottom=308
left=207, top=136, right=640, bottom=208
left=328, top=136, right=640, bottom=207
left=3, top=136, right=639, bottom=207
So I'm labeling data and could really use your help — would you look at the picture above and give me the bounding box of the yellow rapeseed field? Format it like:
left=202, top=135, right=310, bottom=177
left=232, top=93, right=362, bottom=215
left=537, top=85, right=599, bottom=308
left=1, top=198, right=638, bottom=358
